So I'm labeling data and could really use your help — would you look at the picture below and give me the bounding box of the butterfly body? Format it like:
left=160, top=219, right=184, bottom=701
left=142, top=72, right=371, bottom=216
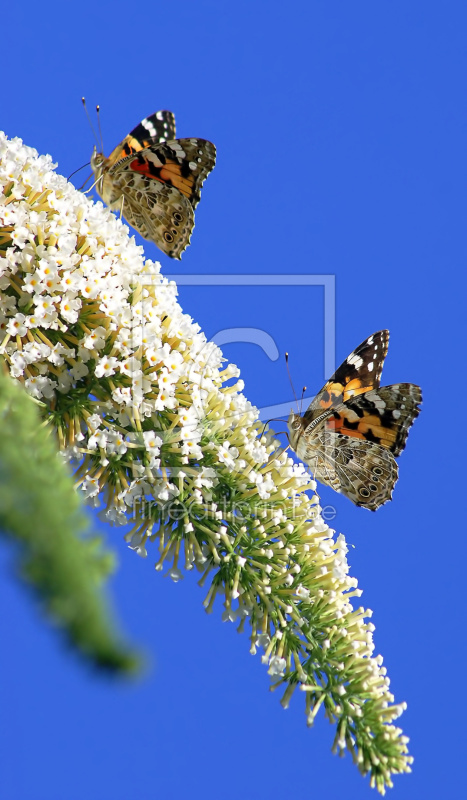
left=90, top=110, right=216, bottom=259
left=287, top=331, right=422, bottom=510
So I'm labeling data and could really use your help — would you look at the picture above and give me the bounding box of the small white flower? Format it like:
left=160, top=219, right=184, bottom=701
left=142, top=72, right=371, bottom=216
left=81, top=477, right=100, bottom=498
left=83, top=325, right=107, bottom=350
left=95, top=355, right=119, bottom=378
left=143, top=431, right=163, bottom=454
left=119, top=356, right=142, bottom=378
left=256, top=633, right=270, bottom=649
left=268, top=656, right=287, bottom=677
left=167, top=566, right=183, bottom=582
left=70, top=361, right=89, bottom=379
left=60, top=294, right=81, bottom=323
left=106, top=430, right=128, bottom=455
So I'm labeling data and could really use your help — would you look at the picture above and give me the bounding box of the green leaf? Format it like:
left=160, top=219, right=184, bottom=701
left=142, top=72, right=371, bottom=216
left=0, top=371, right=141, bottom=675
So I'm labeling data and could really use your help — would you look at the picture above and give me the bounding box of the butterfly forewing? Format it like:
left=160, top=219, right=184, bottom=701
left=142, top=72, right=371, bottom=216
left=106, top=111, right=177, bottom=166
left=127, top=111, right=176, bottom=147
left=302, top=329, right=389, bottom=427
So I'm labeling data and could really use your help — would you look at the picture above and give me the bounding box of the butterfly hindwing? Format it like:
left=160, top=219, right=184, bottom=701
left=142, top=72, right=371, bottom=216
left=308, top=429, right=399, bottom=510
left=113, top=176, right=194, bottom=259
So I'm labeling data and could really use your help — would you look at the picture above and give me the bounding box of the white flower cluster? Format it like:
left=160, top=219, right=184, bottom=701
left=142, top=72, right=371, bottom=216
left=0, top=132, right=316, bottom=535
left=0, top=132, right=412, bottom=792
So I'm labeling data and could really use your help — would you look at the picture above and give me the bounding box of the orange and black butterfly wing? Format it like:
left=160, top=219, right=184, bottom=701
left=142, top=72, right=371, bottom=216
left=292, top=332, right=421, bottom=509
left=302, top=330, right=389, bottom=425
left=323, top=383, right=422, bottom=455
left=306, top=382, right=421, bottom=508
left=106, top=111, right=177, bottom=166
left=107, top=138, right=216, bottom=258
left=128, top=111, right=176, bottom=146
left=124, top=138, right=217, bottom=209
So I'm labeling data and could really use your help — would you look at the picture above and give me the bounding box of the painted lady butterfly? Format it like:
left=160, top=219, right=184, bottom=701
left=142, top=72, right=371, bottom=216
left=90, top=110, right=216, bottom=259
left=287, top=330, right=422, bottom=510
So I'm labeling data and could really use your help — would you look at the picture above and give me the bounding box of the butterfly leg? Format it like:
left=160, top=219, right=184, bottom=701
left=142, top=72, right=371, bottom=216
left=118, top=195, right=124, bottom=221
left=83, top=176, right=101, bottom=195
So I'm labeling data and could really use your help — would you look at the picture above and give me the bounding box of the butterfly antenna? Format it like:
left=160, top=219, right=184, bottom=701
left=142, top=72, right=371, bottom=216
left=285, top=352, right=300, bottom=411
left=81, top=97, right=101, bottom=151
left=259, top=416, right=287, bottom=439
left=67, top=162, right=91, bottom=181
left=96, top=104, right=104, bottom=154
left=300, top=386, right=307, bottom=414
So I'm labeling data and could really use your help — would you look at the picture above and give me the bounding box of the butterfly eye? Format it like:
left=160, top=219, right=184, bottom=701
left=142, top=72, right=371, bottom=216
left=359, top=487, right=371, bottom=499
left=164, top=232, right=174, bottom=243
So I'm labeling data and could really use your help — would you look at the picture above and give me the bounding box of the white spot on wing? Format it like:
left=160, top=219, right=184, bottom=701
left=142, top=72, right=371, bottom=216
left=365, top=391, right=386, bottom=410
left=347, top=354, right=363, bottom=369
left=171, top=143, right=186, bottom=157
left=142, top=117, right=157, bottom=138
left=147, top=152, right=163, bottom=166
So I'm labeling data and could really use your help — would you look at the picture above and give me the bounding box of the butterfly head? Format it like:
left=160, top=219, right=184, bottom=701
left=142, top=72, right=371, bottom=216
left=89, top=146, right=109, bottom=201
left=287, top=411, right=303, bottom=451
left=90, top=146, right=105, bottom=175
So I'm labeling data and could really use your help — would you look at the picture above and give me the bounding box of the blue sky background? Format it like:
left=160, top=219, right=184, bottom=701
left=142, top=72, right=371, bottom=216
left=1, top=2, right=466, bottom=798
